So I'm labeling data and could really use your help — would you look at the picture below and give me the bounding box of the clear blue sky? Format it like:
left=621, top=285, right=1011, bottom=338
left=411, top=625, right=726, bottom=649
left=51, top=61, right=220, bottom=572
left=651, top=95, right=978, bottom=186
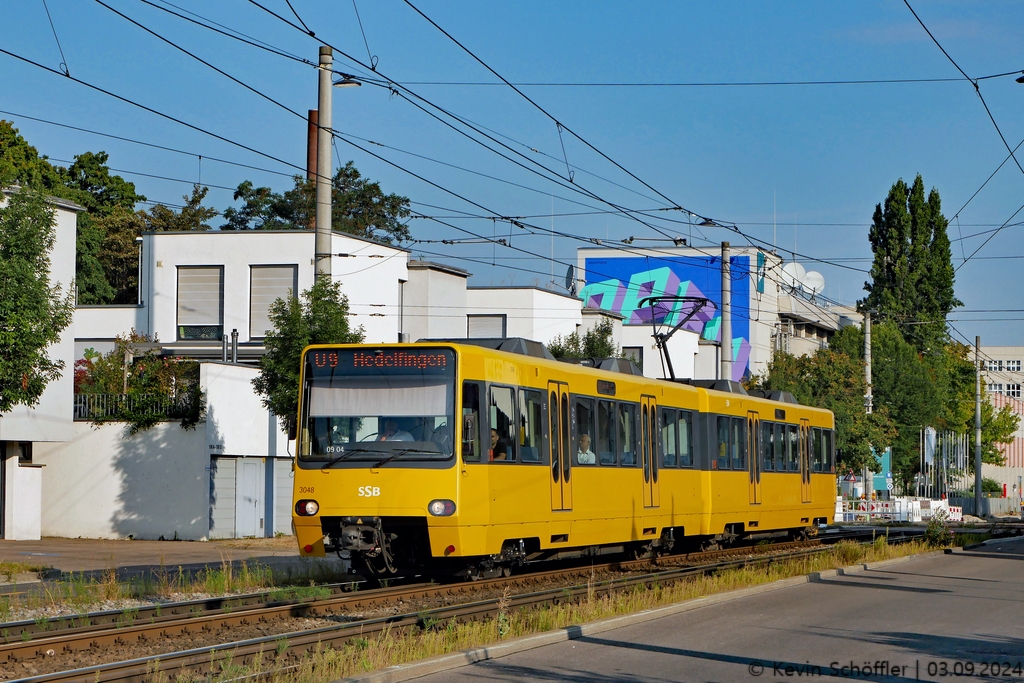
left=2, top=1, right=1023, bottom=344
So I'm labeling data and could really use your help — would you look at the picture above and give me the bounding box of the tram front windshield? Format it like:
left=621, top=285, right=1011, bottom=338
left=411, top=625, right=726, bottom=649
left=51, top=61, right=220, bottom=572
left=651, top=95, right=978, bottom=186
left=299, top=348, right=456, bottom=465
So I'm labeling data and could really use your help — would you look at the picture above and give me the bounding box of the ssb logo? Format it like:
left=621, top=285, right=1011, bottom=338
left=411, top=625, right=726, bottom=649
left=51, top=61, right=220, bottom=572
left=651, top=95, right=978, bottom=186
left=358, top=486, right=381, bottom=497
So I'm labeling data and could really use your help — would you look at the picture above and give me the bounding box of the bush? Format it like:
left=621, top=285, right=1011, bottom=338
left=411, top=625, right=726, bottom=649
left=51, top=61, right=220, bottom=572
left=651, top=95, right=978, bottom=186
left=924, top=512, right=953, bottom=547
left=75, top=331, right=204, bottom=433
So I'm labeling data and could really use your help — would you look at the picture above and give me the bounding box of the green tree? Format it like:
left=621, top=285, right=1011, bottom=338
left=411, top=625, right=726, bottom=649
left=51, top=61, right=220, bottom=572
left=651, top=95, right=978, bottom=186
left=1, top=121, right=64, bottom=191
left=0, top=188, right=75, bottom=413
left=143, top=185, right=219, bottom=232
left=93, top=207, right=145, bottom=304
left=750, top=335, right=896, bottom=473
left=861, top=175, right=961, bottom=351
left=1, top=123, right=147, bottom=304
left=223, top=163, right=411, bottom=243
left=548, top=318, right=622, bottom=360
left=253, top=278, right=364, bottom=432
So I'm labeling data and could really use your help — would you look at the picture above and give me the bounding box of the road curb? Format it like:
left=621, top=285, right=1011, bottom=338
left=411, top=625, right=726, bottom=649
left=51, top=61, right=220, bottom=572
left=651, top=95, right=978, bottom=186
left=337, top=549, right=938, bottom=683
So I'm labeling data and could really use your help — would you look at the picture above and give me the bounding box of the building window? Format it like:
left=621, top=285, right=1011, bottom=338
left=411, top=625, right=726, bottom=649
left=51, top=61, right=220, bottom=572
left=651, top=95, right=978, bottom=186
left=1008, top=384, right=1022, bottom=399
left=467, top=314, right=506, bottom=338
left=622, top=346, right=643, bottom=368
left=177, top=266, right=223, bottom=340
left=988, top=383, right=1004, bottom=395
left=250, top=265, right=298, bottom=339
left=987, top=360, right=1005, bottom=372
left=1008, top=360, right=1022, bottom=373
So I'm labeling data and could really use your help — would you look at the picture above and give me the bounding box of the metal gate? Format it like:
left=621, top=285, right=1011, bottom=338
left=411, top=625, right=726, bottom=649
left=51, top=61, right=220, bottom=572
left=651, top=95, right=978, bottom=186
left=548, top=381, right=572, bottom=511
left=236, top=459, right=263, bottom=537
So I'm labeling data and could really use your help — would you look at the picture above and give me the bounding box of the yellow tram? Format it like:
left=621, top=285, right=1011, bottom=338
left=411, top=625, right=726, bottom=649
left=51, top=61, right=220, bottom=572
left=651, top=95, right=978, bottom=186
left=292, top=340, right=836, bottom=578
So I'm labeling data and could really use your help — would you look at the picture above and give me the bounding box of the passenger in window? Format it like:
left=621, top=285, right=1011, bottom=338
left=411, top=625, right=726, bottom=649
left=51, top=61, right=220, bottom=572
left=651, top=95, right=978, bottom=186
left=378, top=418, right=413, bottom=442
left=490, top=428, right=508, bottom=461
left=577, top=434, right=596, bottom=464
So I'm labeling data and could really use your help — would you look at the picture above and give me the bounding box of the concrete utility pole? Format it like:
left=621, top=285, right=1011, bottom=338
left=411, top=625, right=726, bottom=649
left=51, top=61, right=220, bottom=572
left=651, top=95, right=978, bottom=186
left=315, top=47, right=333, bottom=280
left=720, top=241, right=732, bottom=382
left=864, top=311, right=872, bottom=499
left=306, top=109, right=318, bottom=229
left=975, top=336, right=983, bottom=516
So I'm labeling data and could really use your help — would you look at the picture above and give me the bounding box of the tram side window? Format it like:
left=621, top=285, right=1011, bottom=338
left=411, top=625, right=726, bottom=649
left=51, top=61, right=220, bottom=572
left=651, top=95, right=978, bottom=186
left=678, top=411, right=694, bottom=467
left=760, top=420, right=773, bottom=472
left=731, top=417, right=745, bottom=470
left=575, top=397, right=597, bottom=465
left=824, top=429, right=834, bottom=472
left=597, top=400, right=617, bottom=465
left=462, top=381, right=482, bottom=462
left=811, top=427, right=823, bottom=472
left=773, top=423, right=785, bottom=472
left=489, top=386, right=516, bottom=462
left=518, top=389, right=544, bottom=463
left=716, top=416, right=730, bottom=470
left=619, top=403, right=638, bottom=465
left=787, top=424, right=799, bottom=471
left=661, top=408, right=678, bottom=467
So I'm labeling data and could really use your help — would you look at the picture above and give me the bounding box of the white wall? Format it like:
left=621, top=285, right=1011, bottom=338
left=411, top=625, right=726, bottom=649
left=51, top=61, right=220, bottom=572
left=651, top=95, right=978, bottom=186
left=403, top=263, right=469, bottom=341
left=620, top=325, right=698, bottom=379
left=466, top=287, right=581, bottom=344
left=140, top=230, right=408, bottom=348
left=3, top=458, right=42, bottom=540
left=0, top=197, right=79, bottom=443
left=74, top=305, right=145, bottom=359
left=202, top=362, right=289, bottom=458
left=34, top=422, right=208, bottom=540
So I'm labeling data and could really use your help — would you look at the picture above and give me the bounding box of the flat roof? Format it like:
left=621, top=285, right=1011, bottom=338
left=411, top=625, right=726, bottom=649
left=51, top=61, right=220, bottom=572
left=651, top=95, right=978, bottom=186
left=407, top=260, right=470, bottom=278
left=467, top=285, right=580, bottom=301
left=2, top=186, right=86, bottom=212
left=142, top=228, right=409, bottom=252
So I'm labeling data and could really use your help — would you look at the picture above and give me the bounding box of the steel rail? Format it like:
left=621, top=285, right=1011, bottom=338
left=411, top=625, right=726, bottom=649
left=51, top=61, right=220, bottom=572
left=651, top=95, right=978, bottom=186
left=0, top=529, right=910, bottom=667
left=8, top=532, right=917, bottom=683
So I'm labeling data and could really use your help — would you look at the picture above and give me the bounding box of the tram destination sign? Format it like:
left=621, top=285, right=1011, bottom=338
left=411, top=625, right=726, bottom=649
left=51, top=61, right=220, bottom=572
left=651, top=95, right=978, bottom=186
left=306, top=348, right=454, bottom=378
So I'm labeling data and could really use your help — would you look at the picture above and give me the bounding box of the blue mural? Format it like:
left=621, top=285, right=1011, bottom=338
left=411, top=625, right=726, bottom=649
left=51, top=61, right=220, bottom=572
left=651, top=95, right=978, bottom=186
left=581, top=255, right=752, bottom=381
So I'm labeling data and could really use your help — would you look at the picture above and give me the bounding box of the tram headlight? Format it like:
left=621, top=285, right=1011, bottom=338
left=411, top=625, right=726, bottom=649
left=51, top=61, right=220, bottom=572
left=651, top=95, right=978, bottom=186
left=428, top=499, right=456, bottom=516
left=296, top=499, right=319, bottom=516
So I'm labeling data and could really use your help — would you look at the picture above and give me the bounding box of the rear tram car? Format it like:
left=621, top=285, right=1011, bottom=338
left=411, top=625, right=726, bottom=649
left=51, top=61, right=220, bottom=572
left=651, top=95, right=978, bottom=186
left=292, top=340, right=836, bottom=578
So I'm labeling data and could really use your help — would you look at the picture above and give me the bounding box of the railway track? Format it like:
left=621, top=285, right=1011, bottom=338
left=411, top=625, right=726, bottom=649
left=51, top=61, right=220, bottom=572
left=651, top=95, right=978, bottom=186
left=5, top=528, right=920, bottom=683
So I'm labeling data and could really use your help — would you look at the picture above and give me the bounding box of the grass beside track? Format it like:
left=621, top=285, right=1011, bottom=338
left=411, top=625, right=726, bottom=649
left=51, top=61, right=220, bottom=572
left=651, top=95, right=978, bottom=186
left=0, top=560, right=352, bottom=623
left=158, top=538, right=932, bottom=683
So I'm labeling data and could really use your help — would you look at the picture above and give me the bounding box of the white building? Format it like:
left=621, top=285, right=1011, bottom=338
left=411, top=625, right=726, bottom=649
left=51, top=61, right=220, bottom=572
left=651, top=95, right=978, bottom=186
left=1, top=189, right=84, bottom=541
left=75, top=229, right=410, bottom=361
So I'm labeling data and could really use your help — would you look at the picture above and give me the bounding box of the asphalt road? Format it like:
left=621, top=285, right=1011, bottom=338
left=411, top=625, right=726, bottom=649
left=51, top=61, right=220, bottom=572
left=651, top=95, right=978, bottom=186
left=414, top=539, right=1024, bottom=683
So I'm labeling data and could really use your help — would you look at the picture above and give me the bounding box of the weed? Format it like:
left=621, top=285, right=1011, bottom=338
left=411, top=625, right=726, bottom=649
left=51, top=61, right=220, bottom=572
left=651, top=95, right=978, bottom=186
left=495, top=587, right=511, bottom=639
left=33, top=615, right=49, bottom=631
left=925, top=513, right=953, bottom=547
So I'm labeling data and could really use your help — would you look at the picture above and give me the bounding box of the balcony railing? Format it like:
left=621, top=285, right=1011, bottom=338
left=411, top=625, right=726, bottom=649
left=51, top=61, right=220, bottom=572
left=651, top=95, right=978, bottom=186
left=73, top=393, right=196, bottom=421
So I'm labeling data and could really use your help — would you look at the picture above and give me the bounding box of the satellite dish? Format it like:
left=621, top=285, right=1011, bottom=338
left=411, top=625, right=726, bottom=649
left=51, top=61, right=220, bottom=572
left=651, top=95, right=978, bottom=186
left=781, top=262, right=806, bottom=288
left=565, top=265, right=576, bottom=295
left=804, top=271, right=825, bottom=296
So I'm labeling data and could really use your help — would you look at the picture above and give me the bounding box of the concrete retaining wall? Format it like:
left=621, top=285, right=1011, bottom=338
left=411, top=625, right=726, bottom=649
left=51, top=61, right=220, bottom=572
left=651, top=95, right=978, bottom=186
left=34, top=422, right=208, bottom=540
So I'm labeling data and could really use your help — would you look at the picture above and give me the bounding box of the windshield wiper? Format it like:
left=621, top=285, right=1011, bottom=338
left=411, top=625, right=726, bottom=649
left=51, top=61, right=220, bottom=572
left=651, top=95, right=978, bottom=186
left=320, top=447, right=385, bottom=469
left=371, top=448, right=442, bottom=469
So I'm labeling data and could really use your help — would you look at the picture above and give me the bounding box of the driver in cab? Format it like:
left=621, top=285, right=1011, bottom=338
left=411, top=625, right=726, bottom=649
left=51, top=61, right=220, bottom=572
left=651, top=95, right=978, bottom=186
left=377, top=418, right=413, bottom=442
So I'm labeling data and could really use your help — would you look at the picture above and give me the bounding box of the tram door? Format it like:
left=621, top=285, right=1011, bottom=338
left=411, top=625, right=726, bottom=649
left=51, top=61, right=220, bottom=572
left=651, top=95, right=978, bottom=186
left=747, top=411, right=762, bottom=504
left=640, top=396, right=660, bottom=508
left=800, top=419, right=812, bottom=503
left=548, top=381, right=572, bottom=511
